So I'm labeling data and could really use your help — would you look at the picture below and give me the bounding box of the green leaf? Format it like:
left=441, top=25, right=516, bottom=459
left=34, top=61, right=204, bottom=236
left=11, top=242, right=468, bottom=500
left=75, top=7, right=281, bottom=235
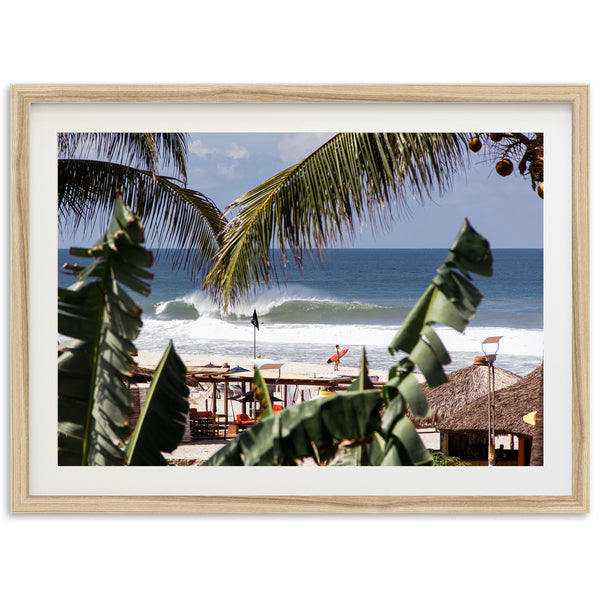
left=58, top=158, right=226, bottom=280
left=375, top=221, right=492, bottom=464
left=386, top=220, right=492, bottom=388
left=204, top=388, right=383, bottom=466
left=390, top=418, right=433, bottom=466
left=126, top=341, right=190, bottom=466
left=253, top=367, right=273, bottom=420
left=448, top=218, right=493, bottom=277
left=388, top=286, right=436, bottom=355
left=399, top=374, right=430, bottom=420
left=367, top=432, right=387, bottom=466
left=389, top=220, right=491, bottom=357
left=346, top=348, right=374, bottom=392
left=381, top=394, right=407, bottom=437
left=58, top=197, right=153, bottom=466
left=58, top=133, right=189, bottom=183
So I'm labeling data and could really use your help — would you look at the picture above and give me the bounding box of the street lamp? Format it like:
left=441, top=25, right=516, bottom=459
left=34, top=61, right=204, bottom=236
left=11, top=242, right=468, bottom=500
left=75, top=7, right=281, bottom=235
left=481, top=336, right=502, bottom=466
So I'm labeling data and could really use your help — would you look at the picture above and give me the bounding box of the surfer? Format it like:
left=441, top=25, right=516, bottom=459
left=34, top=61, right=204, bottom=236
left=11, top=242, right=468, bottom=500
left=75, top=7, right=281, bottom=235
left=333, top=344, right=341, bottom=371
left=327, top=345, right=348, bottom=371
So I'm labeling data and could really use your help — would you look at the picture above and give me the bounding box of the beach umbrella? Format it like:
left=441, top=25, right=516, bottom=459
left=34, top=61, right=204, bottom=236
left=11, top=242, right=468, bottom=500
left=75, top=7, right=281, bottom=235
left=413, top=358, right=522, bottom=429
left=233, top=389, right=283, bottom=419
left=233, top=390, right=283, bottom=404
left=228, top=365, right=250, bottom=373
left=438, top=364, right=543, bottom=464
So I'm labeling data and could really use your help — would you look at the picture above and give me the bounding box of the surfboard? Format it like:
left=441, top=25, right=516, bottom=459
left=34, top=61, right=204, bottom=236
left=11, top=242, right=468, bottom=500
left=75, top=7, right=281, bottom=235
left=327, top=348, right=348, bottom=363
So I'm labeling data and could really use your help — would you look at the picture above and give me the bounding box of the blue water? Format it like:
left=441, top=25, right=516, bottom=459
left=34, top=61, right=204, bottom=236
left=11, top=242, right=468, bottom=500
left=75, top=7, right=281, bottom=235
left=58, top=247, right=543, bottom=376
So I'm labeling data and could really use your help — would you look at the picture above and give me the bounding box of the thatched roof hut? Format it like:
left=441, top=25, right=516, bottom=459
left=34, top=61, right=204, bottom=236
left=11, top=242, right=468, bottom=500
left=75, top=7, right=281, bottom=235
left=415, top=358, right=521, bottom=428
left=439, top=364, right=543, bottom=439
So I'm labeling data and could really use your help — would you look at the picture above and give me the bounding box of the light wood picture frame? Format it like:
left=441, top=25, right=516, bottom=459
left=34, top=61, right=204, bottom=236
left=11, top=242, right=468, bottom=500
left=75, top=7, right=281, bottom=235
left=11, top=84, right=589, bottom=513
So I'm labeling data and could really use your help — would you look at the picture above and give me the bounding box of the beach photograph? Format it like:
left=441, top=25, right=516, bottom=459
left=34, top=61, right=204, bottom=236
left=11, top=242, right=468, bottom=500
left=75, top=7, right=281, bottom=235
left=6, top=5, right=596, bottom=599
left=57, top=130, right=544, bottom=467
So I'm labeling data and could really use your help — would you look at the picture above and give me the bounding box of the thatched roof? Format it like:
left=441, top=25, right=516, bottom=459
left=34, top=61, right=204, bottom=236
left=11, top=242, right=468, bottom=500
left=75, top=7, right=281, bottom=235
left=438, top=364, right=543, bottom=438
left=415, top=362, right=521, bottom=428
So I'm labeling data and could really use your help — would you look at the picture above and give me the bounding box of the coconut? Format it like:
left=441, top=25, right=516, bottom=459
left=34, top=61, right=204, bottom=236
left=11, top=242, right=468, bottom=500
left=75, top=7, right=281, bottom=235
left=469, top=137, right=482, bottom=152
left=496, top=159, right=513, bottom=177
left=490, top=133, right=503, bottom=142
left=537, top=182, right=544, bottom=198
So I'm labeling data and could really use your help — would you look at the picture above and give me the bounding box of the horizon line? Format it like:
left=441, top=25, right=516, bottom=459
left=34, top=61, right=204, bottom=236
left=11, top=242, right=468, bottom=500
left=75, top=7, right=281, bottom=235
left=58, top=246, right=544, bottom=251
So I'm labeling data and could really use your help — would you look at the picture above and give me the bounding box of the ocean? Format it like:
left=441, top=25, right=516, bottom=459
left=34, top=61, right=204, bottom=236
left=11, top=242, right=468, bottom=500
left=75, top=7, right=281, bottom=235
left=58, top=247, right=543, bottom=377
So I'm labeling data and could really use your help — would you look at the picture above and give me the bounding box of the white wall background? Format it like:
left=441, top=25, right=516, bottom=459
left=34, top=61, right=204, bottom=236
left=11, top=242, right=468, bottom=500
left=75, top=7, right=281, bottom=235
left=2, top=2, right=596, bottom=598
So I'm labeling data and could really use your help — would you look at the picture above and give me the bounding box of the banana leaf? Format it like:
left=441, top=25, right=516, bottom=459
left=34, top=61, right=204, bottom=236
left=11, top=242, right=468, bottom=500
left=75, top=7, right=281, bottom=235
left=388, top=219, right=492, bottom=382
left=205, top=387, right=382, bottom=466
left=126, top=341, right=190, bottom=466
left=58, top=198, right=153, bottom=465
left=371, top=219, right=493, bottom=465
left=253, top=367, right=273, bottom=421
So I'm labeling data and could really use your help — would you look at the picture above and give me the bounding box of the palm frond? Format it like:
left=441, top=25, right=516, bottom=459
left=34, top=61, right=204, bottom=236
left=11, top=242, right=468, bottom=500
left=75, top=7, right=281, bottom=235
left=204, top=132, right=471, bottom=308
left=58, top=159, right=226, bottom=278
left=58, top=133, right=189, bottom=183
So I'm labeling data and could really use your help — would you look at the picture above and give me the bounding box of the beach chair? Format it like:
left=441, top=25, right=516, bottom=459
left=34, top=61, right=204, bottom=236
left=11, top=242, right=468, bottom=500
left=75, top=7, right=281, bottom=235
left=231, top=412, right=255, bottom=434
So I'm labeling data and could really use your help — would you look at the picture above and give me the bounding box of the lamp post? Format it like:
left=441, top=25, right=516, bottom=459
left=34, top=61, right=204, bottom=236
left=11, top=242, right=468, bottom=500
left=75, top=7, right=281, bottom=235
left=481, top=336, right=502, bottom=466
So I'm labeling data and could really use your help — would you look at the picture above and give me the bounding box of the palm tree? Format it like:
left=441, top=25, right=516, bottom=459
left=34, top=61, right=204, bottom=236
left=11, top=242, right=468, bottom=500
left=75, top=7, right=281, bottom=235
left=204, top=131, right=542, bottom=308
left=58, top=132, right=226, bottom=278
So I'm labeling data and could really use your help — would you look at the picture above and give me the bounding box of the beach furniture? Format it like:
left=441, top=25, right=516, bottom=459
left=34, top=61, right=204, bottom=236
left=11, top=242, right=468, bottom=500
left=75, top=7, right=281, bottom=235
left=233, top=412, right=255, bottom=427
left=228, top=412, right=255, bottom=436
left=189, top=408, right=226, bottom=438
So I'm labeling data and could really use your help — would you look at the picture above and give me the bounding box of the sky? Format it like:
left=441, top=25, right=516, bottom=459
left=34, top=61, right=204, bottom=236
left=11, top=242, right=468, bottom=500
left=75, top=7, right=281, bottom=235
left=58, top=132, right=543, bottom=249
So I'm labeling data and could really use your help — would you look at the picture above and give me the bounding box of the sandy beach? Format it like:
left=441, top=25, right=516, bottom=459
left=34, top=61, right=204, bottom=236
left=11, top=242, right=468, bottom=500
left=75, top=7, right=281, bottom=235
left=136, top=350, right=390, bottom=382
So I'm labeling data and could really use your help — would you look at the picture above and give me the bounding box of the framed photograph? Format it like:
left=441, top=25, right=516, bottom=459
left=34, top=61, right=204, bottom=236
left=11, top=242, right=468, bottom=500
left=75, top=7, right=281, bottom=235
left=11, top=84, right=589, bottom=513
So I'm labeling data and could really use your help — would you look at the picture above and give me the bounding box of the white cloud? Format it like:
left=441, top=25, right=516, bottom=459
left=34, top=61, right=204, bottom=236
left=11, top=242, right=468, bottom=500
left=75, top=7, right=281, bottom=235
left=277, top=133, right=334, bottom=164
left=189, top=138, right=217, bottom=159
left=217, top=164, right=235, bottom=178
left=224, top=143, right=249, bottom=160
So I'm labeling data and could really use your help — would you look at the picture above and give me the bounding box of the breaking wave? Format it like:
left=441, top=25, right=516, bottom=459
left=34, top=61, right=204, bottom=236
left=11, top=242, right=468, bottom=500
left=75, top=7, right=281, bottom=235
left=142, top=287, right=405, bottom=325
